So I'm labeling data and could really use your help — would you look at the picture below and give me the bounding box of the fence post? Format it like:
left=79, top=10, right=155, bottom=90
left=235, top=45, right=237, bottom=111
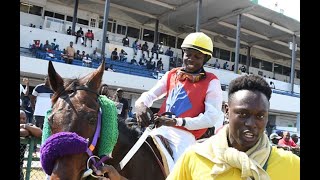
left=25, top=137, right=35, bottom=180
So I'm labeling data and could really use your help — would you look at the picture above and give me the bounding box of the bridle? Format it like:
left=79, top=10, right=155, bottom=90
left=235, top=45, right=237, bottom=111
left=63, top=85, right=111, bottom=178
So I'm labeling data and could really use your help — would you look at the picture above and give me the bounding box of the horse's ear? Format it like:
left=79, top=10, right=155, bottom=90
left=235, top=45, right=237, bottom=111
left=85, top=58, right=105, bottom=91
left=48, top=61, right=64, bottom=92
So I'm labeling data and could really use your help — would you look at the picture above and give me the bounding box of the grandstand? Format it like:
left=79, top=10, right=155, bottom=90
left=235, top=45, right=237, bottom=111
left=20, top=0, right=299, bottom=133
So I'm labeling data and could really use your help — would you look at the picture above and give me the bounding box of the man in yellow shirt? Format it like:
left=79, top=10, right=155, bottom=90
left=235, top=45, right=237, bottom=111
left=167, top=74, right=300, bottom=180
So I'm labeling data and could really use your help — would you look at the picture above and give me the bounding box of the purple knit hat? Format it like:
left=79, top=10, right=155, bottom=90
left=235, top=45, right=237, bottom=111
left=40, top=132, right=89, bottom=175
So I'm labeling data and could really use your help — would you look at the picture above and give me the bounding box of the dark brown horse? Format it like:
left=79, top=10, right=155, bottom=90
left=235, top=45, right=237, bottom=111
left=46, top=60, right=165, bottom=180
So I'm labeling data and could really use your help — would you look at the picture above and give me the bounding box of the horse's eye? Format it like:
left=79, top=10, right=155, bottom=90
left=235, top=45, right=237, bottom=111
left=48, top=114, right=54, bottom=124
left=88, top=117, right=96, bottom=125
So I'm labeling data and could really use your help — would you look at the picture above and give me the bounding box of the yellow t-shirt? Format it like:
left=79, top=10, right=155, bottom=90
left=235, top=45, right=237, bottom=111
left=167, top=146, right=300, bottom=180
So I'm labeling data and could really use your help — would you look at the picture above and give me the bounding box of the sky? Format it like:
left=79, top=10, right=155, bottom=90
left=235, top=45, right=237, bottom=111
left=257, top=0, right=300, bottom=21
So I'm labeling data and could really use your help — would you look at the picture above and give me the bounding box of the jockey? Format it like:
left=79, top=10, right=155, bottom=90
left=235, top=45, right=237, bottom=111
left=135, top=32, right=224, bottom=171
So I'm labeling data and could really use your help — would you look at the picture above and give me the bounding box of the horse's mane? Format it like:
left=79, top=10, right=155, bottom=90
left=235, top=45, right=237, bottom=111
left=51, top=78, right=81, bottom=104
left=117, top=120, right=141, bottom=145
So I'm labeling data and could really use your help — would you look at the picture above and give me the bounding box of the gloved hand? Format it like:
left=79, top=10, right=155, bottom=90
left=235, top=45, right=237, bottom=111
left=154, top=114, right=177, bottom=128
left=135, top=102, right=154, bottom=127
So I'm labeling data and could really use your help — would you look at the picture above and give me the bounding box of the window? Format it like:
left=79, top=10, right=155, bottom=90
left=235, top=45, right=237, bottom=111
left=240, top=55, right=247, bottom=65
left=20, top=3, right=29, bottom=13
left=274, top=64, right=282, bottom=74
left=77, top=18, right=89, bottom=25
left=282, top=66, right=291, bottom=76
left=159, top=33, right=175, bottom=47
left=107, top=22, right=113, bottom=32
left=20, top=3, right=43, bottom=16
left=127, top=26, right=140, bottom=39
left=231, top=52, right=236, bottom=62
left=261, top=61, right=272, bottom=71
left=99, top=18, right=115, bottom=32
left=177, top=38, right=184, bottom=49
left=66, top=16, right=73, bottom=22
left=29, top=5, right=42, bottom=16
left=143, top=29, right=155, bottom=42
left=117, top=24, right=126, bottom=35
left=90, top=18, right=96, bottom=28
left=44, top=11, right=54, bottom=17
left=54, top=13, right=64, bottom=20
left=66, top=16, right=88, bottom=25
left=231, top=52, right=247, bottom=64
left=219, top=49, right=230, bottom=61
left=213, top=47, right=219, bottom=58
left=251, top=58, right=261, bottom=68
left=296, top=70, right=300, bottom=79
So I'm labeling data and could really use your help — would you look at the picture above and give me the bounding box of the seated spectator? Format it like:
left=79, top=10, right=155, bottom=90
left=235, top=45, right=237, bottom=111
left=42, top=40, right=52, bottom=52
left=75, top=27, right=84, bottom=45
left=20, top=110, right=42, bottom=180
left=151, top=44, right=159, bottom=59
left=64, top=41, right=75, bottom=64
left=139, top=54, right=147, bottom=66
left=119, top=49, right=128, bottom=62
left=158, top=42, right=164, bottom=55
left=146, top=58, right=156, bottom=70
left=269, top=81, right=275, bottom=89
left=165, top=47, right=173, bottom=57
left=90, top=49, right=100, bottom=63
left=139, top=58, right=144, bottom=66
left=30, top=40, right=41, bottom=55
left=240, top=65, right=246, bottom=73
left=130, top=56, right=139, bottom=66
left=132, top=39, right=139, bottom=55
left=74, top=50, right=82, bottom=60
left=81, top=50, right=86, bottom=58
left=141, top=42, right=150, bottom=58
left=213, top=59, right=220, bottom=69
left=84, top=29, right=94, bottom=47
left=122, top=35, right=129, bottom=47
left=111, top=48, right=119, bottom=60
left=66, top=26, right=72, bottom=35
left=156, top=58, right=164, bottom=71
left=82, top=54, right=92, bottom=67
left=106, top=36, right=110, bottom=43
left=223, top=61, right=229, bottom=70
left=51, top=38, right=59, bottom=51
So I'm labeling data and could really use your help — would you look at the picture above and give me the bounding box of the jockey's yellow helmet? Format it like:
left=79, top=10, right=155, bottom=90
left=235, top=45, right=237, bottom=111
left=181, top=32, right=213, bottom=58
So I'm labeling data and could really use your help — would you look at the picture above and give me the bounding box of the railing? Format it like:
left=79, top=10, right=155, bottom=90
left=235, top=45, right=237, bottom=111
left=20, top=137, right=45, bottom=180
left=272, top=89, right=300, bottom=98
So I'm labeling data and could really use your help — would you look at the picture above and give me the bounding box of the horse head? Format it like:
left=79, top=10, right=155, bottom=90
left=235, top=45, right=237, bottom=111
left=45, top=60, right=105, bottom=180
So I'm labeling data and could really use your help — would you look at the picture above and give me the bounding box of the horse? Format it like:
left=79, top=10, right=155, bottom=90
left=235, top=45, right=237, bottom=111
left=44, top=60, right=165, bottom=180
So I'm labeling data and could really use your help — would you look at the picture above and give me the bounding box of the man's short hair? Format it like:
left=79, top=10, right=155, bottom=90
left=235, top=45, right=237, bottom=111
left=228, top=74, right=272, bottom=102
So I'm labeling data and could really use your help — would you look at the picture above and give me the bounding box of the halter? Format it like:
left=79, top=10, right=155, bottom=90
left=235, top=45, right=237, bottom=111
left=74, top=86, right=111, bottom=178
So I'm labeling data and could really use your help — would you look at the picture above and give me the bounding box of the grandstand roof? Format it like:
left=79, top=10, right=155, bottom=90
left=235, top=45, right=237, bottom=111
left=51, top=0, right=300, bottom=64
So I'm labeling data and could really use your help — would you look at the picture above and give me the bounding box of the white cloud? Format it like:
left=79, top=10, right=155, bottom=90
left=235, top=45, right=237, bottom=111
left=257, top=0, right=300, bottom=21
